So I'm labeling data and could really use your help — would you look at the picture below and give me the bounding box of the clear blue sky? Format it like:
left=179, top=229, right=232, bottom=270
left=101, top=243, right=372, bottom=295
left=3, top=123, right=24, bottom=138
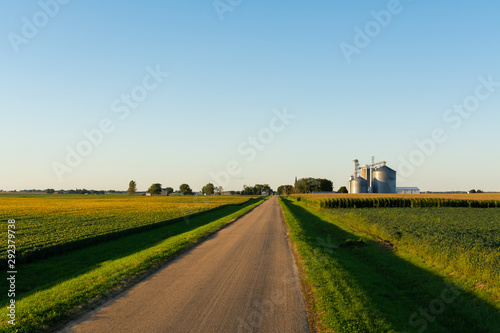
left=1, top=0, right=499, bottom=192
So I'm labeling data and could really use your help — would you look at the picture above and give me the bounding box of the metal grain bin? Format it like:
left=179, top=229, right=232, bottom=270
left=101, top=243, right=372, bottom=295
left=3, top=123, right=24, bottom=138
left=372, top=166, right=396, bottom=193
left=349, top=177, right=368, bottom=194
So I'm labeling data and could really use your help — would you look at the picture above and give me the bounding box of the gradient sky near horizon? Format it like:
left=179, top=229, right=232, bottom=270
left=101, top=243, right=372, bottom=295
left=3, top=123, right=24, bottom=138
left=1, top=0, right=500, bottom=192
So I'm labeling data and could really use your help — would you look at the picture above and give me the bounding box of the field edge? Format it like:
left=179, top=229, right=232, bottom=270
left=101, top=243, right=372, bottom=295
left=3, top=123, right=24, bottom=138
left=1, top=197, right=268, bottom=333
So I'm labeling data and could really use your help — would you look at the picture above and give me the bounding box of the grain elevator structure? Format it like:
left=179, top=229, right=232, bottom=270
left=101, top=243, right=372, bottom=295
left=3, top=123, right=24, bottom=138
left=348, top=157, right=396, bottom=194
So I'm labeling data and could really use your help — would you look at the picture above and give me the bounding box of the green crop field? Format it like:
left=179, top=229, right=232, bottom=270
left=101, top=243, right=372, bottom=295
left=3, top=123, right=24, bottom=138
left=322, top=208, right=500, bottom=298
left=0, top=194, right=251, bottom=264
left=279, top=195, right=500, bottom=332
left=0, top=194, right=265, bottom=332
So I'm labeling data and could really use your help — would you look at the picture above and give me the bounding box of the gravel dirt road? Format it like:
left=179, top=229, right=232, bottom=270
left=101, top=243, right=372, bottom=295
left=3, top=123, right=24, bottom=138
left=62, top=196, right=309, bottom=333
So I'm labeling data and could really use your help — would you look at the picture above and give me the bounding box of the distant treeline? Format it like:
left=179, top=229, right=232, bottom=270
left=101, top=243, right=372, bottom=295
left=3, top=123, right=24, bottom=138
left=299, top=197, right=500, bottom=209
left=241, top=184, right=273, bottom=195
left=295, top=178, right=333, bottom=193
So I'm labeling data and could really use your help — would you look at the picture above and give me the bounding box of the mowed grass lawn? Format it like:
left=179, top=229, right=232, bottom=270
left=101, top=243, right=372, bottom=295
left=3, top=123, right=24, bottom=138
left=279, top=197, right=500, bottom=333
left=0, top=195, right=265, bottom=333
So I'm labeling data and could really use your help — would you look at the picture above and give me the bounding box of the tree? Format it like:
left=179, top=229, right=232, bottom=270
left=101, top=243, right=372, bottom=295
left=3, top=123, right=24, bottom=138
left=262, top=184, right=272, bottom=195
left=128, top=180, right=137, bottom=195
left=179, top=184, right=193, bottom=195
left=253, top=184, right=263, bottom=194
left=295, top=178, right=333, bottom=193
left=148, top=183, right=162, bottom=195
left=295, top=178, right=308, bottom=194
left=241, top=184, right=273, bottom=195
left=45, top=188, right=55, bottom=194
left=469, top=189, right=476, bottom=194
left=202, top=183, right=215, bottom=195
left=318, top=179, right=333, bottom=192
left=295, top=178, right=317, bottom=193
left=164, top=187, right=174, bottom=196
left=241, top=185, right=252, bottom=195
left=337, top=186, right=348, bottom=193
left=277, top=185, right=294, bottom=195
left=215, top=186, right=223, bottom=195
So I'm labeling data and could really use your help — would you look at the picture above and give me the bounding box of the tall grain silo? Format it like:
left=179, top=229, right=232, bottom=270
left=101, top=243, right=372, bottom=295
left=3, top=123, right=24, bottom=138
left=372, top=166, right=396, bottom=193
left=349, top=177, right=368, bottom=194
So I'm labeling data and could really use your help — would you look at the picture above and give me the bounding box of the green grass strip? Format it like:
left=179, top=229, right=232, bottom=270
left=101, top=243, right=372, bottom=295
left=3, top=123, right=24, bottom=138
left=1, top=197, right=266, bottom=333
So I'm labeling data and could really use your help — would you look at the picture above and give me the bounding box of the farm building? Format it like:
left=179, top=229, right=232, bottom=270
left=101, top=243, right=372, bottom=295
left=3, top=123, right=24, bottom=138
left=396, top=187, right=421, bottom=194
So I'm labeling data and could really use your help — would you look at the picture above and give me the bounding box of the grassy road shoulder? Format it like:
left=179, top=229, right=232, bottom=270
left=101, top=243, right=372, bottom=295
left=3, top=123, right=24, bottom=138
left=279, top=197, right=499, bottom=333
left=1, top=197, right=267, bottom=333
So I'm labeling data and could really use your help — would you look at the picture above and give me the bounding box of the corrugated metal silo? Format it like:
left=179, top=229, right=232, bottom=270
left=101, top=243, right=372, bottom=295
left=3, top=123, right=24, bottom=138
left=372, top=166, right=396, bottom=193
left=349, top=177, right=368, bottom=194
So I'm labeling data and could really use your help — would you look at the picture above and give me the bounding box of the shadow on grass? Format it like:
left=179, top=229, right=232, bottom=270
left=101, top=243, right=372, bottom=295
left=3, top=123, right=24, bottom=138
left=0, top=198, right=262, bottom=306
left=281, top=198, right=500, bottom=333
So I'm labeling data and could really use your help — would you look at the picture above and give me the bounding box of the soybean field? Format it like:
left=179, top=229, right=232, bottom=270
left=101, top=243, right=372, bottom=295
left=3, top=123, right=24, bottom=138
left=0, top=194, right=251, bottom=264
